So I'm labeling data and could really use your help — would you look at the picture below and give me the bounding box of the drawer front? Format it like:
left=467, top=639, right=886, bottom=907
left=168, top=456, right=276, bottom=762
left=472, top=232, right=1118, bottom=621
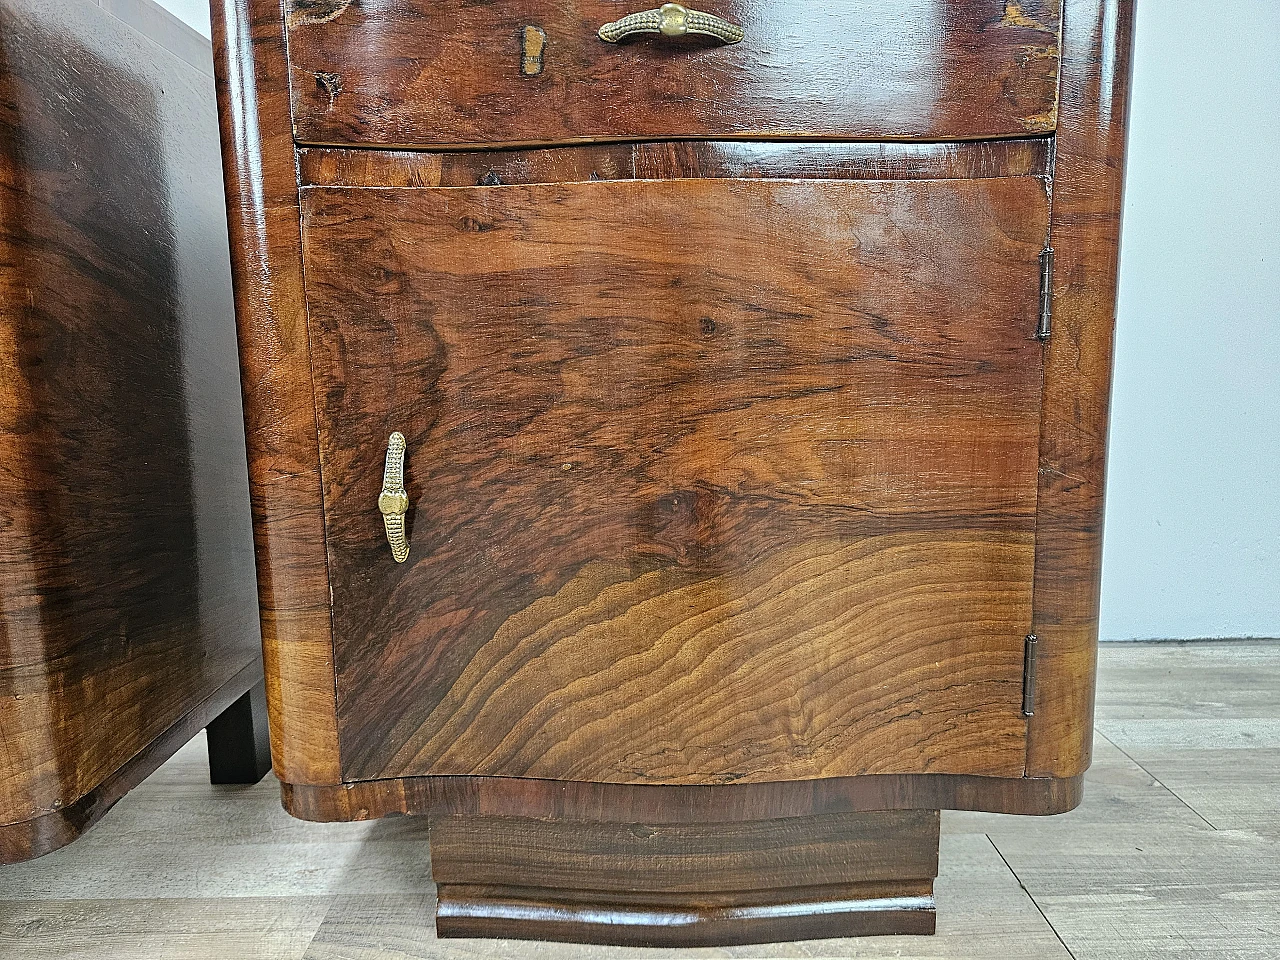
left=286, top=0, right=1062, bottom=148
left=301, top=175, right=1049, bottom=785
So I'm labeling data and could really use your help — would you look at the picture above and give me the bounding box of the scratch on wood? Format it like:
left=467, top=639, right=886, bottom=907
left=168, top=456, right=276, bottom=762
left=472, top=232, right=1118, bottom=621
left=1021, top=106, right=1058, bottom=132
left=1038, top=465, right=1088, bottom=486
left=315, top=71, right=342, bottom=110
left=1016, top=43, right=1060, bottom=64
left=1000, top=1, right=1052, bottom=32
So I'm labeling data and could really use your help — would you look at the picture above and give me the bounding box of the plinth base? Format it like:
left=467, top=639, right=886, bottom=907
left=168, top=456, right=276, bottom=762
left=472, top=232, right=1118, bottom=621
left=430, top=809, right=940, bottom=947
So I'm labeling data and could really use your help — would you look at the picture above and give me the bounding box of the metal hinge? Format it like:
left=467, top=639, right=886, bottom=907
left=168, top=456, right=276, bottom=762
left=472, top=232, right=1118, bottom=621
left=1022, top=634, right=1039, bottom=717
left=1037, top=248, right=1054, bottom=341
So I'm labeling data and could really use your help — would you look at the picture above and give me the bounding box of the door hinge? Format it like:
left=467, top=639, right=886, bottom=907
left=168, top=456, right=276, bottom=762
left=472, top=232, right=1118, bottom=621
left=1037, top=247, right=1054, bottom=342
left=1022, top=633, right=1039, bottom=717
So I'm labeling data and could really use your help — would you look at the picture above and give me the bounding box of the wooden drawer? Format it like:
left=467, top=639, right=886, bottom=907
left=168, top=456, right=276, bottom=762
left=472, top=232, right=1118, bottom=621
left=299, top=169, right=1050, bottom=785
left=285, top=0, right=1062, bottom=148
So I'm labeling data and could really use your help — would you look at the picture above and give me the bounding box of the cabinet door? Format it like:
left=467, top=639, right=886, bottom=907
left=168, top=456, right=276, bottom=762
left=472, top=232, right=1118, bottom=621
left=301, top=176, right=1049, bottom=785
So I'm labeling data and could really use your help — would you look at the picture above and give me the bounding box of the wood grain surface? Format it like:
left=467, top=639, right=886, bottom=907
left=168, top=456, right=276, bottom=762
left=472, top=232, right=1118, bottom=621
left=0, top=0, right=262, bottom=860
left=1026, top=0, right=1137, bottom=778
left=300, top=138, right=1053, bottom=189
left=431, top=811, right=940, bottom=945
left=284, top=0, right=1062, bottom=148
left=300, top=174, right=1050, bottom=784
left=433, top=811, right=940, bottom=892
left=0, top=664, right=261, bottom=865
left=211, top=0, right=342, bottom=785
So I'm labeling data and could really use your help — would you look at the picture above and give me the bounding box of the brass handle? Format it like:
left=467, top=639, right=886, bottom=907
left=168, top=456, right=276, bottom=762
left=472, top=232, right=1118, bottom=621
left=598, top=3, right=744, bottom=44
left=379, top=432, right=410, bottom=564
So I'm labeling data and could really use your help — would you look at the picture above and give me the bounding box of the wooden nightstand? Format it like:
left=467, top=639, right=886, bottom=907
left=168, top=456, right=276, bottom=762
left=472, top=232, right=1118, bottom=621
left=0, top=0, right=270, bottom=863
left=211, top=0, right=1134, bottom=945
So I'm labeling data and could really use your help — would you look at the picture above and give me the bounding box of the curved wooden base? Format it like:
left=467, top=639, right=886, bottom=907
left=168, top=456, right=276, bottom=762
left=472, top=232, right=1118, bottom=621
left=277, top=773, right=1081, bottom=944
left=430, top=810, right=940, bottom=946
left=0, top=668, right=269, bottom=864
left=281, top=771, right=1084, bottom=824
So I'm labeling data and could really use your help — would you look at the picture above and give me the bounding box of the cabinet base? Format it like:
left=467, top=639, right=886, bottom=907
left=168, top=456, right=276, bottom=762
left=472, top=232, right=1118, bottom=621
left=0, top=664, right=264, bottom=864
left=430, top=809, right=940, bottom=946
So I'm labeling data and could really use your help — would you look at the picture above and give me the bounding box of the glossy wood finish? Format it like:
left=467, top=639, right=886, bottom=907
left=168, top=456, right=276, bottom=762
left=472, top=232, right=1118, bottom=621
left=1028, top=0, right=1137, bottom=778
left=210, top=0, right=1135, bottom=805
left=431, top=811, right=939, bottom=945
left=300, top=138, right=1053, bottom=188
left=0, top=0, right=265, bottom=862
left=284, top=0, right=1063, bottom=148
left=211, top=0, right=342, bottom=785
left=301, top=175, right=1049, bottom=784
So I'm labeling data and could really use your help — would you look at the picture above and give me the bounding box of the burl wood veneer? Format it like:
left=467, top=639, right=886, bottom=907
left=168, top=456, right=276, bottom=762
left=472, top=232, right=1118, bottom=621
left=211, top=0, right=1135, bottom=945
left=0, top=0, right=270, bottom=863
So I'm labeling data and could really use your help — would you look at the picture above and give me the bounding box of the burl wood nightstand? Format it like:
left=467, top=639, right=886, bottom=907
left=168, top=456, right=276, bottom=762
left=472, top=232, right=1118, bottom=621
left=0, top=0, right=270, bottom=862
left=211, top=0, right=1133, bottom=945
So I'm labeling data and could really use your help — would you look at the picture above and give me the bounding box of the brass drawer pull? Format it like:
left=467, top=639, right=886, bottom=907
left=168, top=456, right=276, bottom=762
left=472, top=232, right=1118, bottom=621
left=598, top=3, right=744, bottom=45
left=379, top=432, right=410, bottom=563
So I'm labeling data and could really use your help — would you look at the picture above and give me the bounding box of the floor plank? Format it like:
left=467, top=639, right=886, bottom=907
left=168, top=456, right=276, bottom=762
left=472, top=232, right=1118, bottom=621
left=1092, top=640, right=1279, bottom=835
left=0, top=898, right=330, bottom=960
left=1121, top=748, right=1280, bottom=832
left=987, top=641, right=1280, bottom=960
left=946, top=732, right=1214, bottom=837
left=1094, top=641, right=1280, bottom=721
left=0, top=736, right=432, bottom=900
left=988, top=825, right=1280, bottom=960
left=1098, top=718, right=1280, bottom=751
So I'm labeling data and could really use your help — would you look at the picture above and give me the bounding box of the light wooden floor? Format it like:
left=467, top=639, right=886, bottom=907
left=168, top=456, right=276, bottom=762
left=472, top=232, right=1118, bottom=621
left=1, top=642, right=1276, bottom=959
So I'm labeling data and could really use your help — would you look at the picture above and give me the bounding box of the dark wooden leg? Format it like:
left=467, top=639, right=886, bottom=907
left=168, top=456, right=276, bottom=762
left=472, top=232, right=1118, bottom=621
left=205, top=678, right=272, bottom=785
left=431, top=809, right=940, bottom=947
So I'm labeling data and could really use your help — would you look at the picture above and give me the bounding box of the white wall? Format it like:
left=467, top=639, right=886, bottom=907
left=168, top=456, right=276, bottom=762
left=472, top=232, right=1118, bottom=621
left=1101, top=1, right=1280, bottom=639
left=151, top=0, right=210, bottom=38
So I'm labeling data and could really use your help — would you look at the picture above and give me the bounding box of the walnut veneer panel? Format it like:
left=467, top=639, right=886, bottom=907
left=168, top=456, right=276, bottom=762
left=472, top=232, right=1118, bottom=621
left=211, top=0, right=342, bottom=784
left=1026, top=0, right=1137, bottom=778
left=300, top=175, right=1049, bottom=784
left=0, top=0, right=262, bottom=860
left=281, top=769, right=1084, bottom=823
left=284, top=0, right=1062, bottom=148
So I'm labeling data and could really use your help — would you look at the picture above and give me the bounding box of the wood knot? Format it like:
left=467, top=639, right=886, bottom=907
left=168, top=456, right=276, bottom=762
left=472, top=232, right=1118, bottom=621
left=456, top=217, right=497, bottom=233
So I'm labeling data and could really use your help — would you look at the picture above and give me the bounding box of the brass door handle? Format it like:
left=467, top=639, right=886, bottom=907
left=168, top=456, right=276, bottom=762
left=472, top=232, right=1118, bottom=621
left=379, top=432, right=410, bottom=563
left=598, top=3, right=744, bottom=44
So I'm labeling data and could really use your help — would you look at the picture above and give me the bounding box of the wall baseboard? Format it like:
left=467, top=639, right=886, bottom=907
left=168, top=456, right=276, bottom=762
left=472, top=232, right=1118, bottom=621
left=1099, top=636, right=1279, bottom=644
